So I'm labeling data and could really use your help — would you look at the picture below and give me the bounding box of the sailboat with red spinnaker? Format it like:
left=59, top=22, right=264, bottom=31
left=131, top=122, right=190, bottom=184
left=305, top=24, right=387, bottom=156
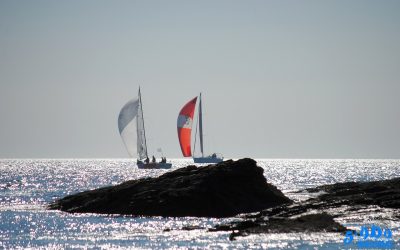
left=177, top=93, right=223, bottom=164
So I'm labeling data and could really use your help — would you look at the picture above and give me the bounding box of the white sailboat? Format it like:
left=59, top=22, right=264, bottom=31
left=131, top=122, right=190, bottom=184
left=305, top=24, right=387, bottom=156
left=118, top=87, right=172, bottom=169
left=177, top=93, right=223, bottom=164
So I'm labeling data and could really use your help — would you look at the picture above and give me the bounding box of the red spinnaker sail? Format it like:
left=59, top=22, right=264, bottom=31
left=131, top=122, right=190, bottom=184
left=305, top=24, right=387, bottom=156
left=177, top=97, right=197, bottom=157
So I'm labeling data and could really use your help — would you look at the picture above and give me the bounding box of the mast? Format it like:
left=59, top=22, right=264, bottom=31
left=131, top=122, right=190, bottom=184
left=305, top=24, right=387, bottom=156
left=199, top=93, right=204, bottom=157
left=138, top=87, right=148, bottom=158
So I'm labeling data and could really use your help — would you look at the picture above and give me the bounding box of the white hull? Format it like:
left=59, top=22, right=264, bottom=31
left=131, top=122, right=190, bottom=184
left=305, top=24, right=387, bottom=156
left=193, top=156, right=223, bottom=164
left=137, top=162, right=172, bottom=169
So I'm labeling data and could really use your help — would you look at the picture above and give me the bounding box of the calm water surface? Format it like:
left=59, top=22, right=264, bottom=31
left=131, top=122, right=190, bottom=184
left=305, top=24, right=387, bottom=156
left=0, top=159, right=399, bottom=249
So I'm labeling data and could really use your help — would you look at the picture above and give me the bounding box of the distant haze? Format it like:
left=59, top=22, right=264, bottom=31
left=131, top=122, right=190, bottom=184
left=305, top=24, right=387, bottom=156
left=1, top=1, right=399, bottom=158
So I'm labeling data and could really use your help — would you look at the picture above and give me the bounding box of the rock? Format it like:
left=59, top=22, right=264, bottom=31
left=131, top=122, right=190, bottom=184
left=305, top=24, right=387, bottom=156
left=306, top=177, right=400, bottom=209
left=49, top=158, right=292, bottom=217
left=181, top=225, right=204, bottom=231
left=212, top=177, right=400, bottom=239
left=252, top=177, right=400, bottom=220
left=212, top=213, right=347, bottom=240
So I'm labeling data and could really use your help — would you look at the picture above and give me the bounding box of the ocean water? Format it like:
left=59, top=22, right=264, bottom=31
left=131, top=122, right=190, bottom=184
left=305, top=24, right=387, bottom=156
left=0, top=159, right=399, bottom=249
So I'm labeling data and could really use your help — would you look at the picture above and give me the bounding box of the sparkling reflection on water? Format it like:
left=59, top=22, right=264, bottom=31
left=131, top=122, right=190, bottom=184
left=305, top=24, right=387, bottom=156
left=0, top=159, right=399, bottom=249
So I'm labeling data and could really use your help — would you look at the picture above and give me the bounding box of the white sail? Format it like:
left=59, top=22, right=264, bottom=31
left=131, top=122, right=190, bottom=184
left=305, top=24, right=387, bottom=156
left=118, top=98, right=139, bottom=157
left=136, top=91, right=148, bottom=160
left=117, top=89, right=149, bottom=160
left=118, top=88, right=172, bottom=168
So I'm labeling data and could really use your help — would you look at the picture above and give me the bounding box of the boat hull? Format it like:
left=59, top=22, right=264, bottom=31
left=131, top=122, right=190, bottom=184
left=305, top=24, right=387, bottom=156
left=193, top=157, right=223, bottom=164
left=137, top=162, right=172, bottom=169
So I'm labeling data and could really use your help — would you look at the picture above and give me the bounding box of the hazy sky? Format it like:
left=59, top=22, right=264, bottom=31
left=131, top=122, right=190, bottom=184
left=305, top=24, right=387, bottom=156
left=1, top=1, right=400, bottom=158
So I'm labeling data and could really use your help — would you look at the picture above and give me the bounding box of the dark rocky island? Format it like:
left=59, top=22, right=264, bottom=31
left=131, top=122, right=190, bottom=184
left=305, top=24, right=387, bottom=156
left=49, top=158, right=291, bottom=217
left=49, top=158, right=400, bottom=238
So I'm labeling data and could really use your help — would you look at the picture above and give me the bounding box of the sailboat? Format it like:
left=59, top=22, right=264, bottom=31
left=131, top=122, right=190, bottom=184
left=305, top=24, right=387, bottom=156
left=177, top=93, right=223, bottom=164
left=118, top=87, right=172, bottom=169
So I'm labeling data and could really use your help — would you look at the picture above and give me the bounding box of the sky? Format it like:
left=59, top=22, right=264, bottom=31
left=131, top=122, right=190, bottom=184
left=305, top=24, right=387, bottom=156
left=1, top=0, right=400, bottom=159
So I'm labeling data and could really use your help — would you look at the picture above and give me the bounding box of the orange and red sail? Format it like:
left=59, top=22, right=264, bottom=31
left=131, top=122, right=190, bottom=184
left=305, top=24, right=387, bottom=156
left=177, top=97, right=197, bottom=157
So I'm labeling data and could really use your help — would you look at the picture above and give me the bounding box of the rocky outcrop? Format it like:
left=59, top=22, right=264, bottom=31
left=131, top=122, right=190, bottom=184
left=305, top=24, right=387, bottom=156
left=212, top=213, right=347, bottom=240
left=49, top=158, right=292, bottom=218
left=212, top=177, right=400, bottom=239
left=306, top=177, right=400, bottom=209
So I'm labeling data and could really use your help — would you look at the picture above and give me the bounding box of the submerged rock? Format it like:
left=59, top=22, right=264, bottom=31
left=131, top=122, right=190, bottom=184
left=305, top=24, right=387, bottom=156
left=49, top=158, right=292, bottom=217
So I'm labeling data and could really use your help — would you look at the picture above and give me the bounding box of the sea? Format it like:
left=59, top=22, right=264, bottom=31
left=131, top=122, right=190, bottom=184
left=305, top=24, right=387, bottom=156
left=0, top=159, right=399, bottom=249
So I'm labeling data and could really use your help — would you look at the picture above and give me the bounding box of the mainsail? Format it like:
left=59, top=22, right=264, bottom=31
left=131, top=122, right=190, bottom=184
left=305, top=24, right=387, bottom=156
left=198, top=93, right=204, bottom=157
left=136, top=88, right=148, bottom=159
left=177, top=97, right=197, bottom=157
left=118, top=89, right=148, bottom=159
